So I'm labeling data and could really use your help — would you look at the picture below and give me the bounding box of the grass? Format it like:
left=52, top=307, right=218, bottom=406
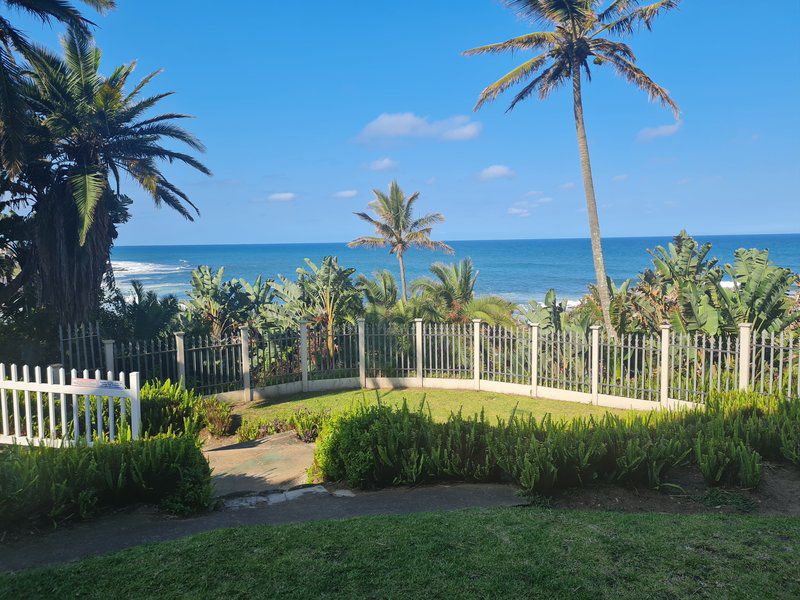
left=238, top=388, right=637, bottom=424
left=4, top=506, right=798, bottom=599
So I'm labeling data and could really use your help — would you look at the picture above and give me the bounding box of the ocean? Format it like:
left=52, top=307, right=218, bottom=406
left=111, top=234, right=800, bottom=305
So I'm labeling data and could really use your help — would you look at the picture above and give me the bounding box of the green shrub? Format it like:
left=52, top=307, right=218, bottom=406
left=140, top=380, right=203, bottom=436
left=237, top=409, right=330, bottom=444
left=0, top=435, right=212, bottom=530
left=312, top=392, right=797, bottom=493
left=200, top=397, right=233, bottom=437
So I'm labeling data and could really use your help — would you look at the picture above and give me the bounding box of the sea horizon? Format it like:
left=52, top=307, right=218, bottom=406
left=111, top=232, right=800, bottom=304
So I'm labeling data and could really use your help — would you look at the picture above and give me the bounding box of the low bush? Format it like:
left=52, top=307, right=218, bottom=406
left=237, top=408, right=331, bottom=443
left=0, top=435, right=212, bottom=530
left=312, top=392, right=800, bottom=493
left=200, top=397, right=233, bottom=437
left=140, top=380, right=203, bottom=436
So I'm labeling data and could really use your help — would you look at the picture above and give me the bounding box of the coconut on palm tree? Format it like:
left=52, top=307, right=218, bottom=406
left=5, top=30, right=209, bottom=322
left=348, top=180, right=453, bottom=301
left=0, top=0, right=114, bottom=174
left=464, top=0, right=681, bottom=337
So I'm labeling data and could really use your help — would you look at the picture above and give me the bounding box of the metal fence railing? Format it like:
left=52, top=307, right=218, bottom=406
left=669, top=332, right=739, bottom=403
left=185, top=334, right=243, bottom=394
left=599, top=332, right=661, bottom=402
left=481, top=324, right=532, bottom=385
left=425, top=322, right=473, bottom=379
left=538, top=330, right=591, bottom=393
left=365, top=321, right=416, bottom=378
left=54, top=320, right=800, bottom=405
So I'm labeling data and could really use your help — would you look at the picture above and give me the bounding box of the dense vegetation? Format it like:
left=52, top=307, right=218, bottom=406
left=0, top=434, right=212, bottom=530
left=311, top=391, right=799, bottom=492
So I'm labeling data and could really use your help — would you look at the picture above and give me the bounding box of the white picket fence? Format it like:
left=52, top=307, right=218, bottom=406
left=0, top=364, right=141, bottom=447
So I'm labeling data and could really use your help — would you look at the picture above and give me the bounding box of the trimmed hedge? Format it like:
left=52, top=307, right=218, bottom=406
left=312, top=392, right=800, bottom=492
left=0, top=435, right=212, bottom=530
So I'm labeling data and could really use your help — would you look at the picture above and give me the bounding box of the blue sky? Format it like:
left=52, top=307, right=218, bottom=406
left=18, top=1, right=800, bottom=245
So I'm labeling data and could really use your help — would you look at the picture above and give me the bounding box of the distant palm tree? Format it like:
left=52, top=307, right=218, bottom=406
left=464, top=0, right=680, bottom=338
left=413, top=258, right=515, bottom=326
left=0, top=0, right=115, bottom=173
left=348, top=180, right=453, bottom=301
left=358, top=270, right=400, bottom=320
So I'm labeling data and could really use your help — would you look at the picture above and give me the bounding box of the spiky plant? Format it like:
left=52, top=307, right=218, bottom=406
left=0, top=0, right=115, bottom=174
left=348, top=180, right=453, bottom=300
left=464, top=0, right=681, bottom=338
left=9, top=30, right=209, bottom=322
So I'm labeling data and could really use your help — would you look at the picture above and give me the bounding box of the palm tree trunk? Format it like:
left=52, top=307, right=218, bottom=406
left=397, top=252, right=408, bottom=301
left=572, top=67, right=616, bottom=339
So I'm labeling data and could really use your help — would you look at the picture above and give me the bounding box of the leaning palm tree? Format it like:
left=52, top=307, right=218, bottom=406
left=0, top=0, right=114, bottom=174
left=348, top=180, right=453, bottom=301
left=12, top=30, right=209, bottom=322
left=464, top=0, right=680, bottom=338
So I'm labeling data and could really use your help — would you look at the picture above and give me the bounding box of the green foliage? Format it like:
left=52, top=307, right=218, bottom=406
left=199, top=397, right=233, bottom=437
left=101, top=281, right=180, bottom=341
left=0, top=435, right=211, bottom=530
left=139, top=379, right=203, bottom=437
left=313, top=392, right=798, bottom=493
left=237, top=408, right=330, bottom=444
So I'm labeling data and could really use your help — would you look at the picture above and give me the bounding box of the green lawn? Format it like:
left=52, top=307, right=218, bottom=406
left=5, top=507, right=798, bottom=599
left=239, top=388, right=637, bottom=423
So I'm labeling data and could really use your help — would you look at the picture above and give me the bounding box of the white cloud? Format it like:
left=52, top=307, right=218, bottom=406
left=333, top=190, right=358, bottom=199
left=368, top=157, right=397, bottom=171
left=612, top=174, right=629, bottom=182
left=359, top=113, right=482, bottom=141
left=508, top=206, right=531, bottom=217
left=560, top=182, right=576, bottom=190
left=637, top=119, right=683, bottom=142
left=267, top=192, right=297, bottom=202
left=508, top=197, right=553, bottom=218
left=480, top=164, right=515, bottom=180
left=526, top=190, right=544, bottom=197
left=426, top=177, right=437, bottom=185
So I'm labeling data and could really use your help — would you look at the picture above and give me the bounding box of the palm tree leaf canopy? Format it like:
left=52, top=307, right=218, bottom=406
left=463, top=0, right=680, bottom=118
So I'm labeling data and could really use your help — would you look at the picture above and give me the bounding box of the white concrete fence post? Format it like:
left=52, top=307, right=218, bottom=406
left=174, top=332, right=186, bottom=386
left=660, top=324, right=671, bottom=408
left=414, top=318, right=424, bottom=388
left=357, top=318, right=366, bottom=388
left=129, top=371, right=141, bottom=440
left=472, top=319, right=482, bottom=391
left=103, top=339, right=115, bottom=375
left=299, top=321, right=309, bottom=392
left=239, top=326, right=252, bottom=403
left=530, top=323, right=539, bottom=398
left=590, top=325, right=601, bottom=405
left=738, top=322, right=753, bottom=391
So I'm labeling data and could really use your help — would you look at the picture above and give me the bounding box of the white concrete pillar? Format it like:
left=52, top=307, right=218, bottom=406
left=357, top=318, right=366, bottom=388
left=660, top=324, right=671, bottom=407
left=472, top=319, right=482, bottom=391
left=530, top=323, right=540, bottom=398
left=103, top=339, right=115, bottom=375
left=738, top=322, right=753, bottom=391
left=590, top=325, right=601, bottom=404
left=240, top=326, right=252, bottom=403
left=299, top=321, right=309, bottom=392
left=174, top=332, right=186, bottom=386
left=414, top=318, right=424, bottom=388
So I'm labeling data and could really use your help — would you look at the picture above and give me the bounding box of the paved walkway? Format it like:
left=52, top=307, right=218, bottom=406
left=204, top=431, right=315, bottom=497
left=0, top=483, right=527, bottom=572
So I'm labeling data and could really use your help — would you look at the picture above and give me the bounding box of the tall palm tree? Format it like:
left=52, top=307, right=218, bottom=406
left=348, top=180, right=453, bottom=301
left=0, top=0, right=114, bottom=174
left=464, top=0, right=680, bottom=338
left=7, top=30, right=209, bottom=322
